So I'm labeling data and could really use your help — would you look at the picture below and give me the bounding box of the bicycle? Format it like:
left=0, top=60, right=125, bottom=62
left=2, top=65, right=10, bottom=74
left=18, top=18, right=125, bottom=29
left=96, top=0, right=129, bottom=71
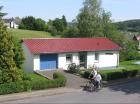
left=84, top=78, right=103, bottom=92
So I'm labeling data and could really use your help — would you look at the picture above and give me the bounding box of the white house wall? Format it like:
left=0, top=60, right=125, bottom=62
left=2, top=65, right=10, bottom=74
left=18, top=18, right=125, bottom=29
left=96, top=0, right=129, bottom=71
left=98, top=51, right=119, bottom=68
left=58, top=53, right=67, bottom=69
left=87, top=52, right=95, bottom=69
left=58, top=53, right=80, bottom=70
left=87, top=51, right=119, bottom=69
left=22, top=43, right=33, bottom=72
left=33, top=54, right=40, bottom=71
left=72, top=53, right=80, bottom=65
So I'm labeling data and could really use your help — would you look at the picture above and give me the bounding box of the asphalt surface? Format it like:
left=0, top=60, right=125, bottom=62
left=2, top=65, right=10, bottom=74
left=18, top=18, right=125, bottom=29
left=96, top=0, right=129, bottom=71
left=4, top=80, right=140, bottom=104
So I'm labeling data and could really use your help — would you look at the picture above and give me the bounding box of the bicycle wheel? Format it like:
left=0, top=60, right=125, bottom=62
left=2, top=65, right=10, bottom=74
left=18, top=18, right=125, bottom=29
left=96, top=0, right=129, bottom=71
left=89, top=83, right=95, bottom=92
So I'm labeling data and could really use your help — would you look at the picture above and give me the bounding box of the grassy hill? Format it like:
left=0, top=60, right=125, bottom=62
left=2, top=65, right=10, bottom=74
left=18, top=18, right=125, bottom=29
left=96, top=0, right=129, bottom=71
left=8, top=29, right=55, bottom=40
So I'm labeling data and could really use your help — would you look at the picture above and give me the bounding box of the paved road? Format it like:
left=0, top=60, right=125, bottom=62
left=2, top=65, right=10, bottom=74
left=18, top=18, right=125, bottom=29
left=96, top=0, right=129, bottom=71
left=4, top=81, right=140, bottom=104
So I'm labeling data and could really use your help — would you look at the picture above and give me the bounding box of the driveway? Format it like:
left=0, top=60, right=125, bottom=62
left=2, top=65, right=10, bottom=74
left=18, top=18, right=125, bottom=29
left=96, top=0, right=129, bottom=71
left=4, top=80, right=140, bottom=103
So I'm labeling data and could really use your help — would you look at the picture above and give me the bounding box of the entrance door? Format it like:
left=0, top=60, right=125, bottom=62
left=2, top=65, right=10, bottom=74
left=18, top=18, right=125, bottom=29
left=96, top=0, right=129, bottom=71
left=79, top=52, right=87, bottom=68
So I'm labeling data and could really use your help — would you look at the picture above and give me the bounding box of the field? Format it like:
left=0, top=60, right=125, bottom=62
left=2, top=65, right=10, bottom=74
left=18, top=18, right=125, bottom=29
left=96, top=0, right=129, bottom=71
left=8, top=29, right=55, bottom=40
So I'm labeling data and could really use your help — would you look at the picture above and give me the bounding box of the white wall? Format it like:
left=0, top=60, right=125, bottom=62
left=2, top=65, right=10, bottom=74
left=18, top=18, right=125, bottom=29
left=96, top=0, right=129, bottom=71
left=58, top=53, right=80, bottom=70
left=22, top=43, right=34, bottom=72
left=58, top=53, right=67, bottom=69
left=72, top=53, right=80, bottom=65
left=98, top=51, right=119, bottom=68
left=87, top=51, right=119, bottom=69
left=33, top=54, right=40, bottom=71
left=87, top=52, right=95, bottom=69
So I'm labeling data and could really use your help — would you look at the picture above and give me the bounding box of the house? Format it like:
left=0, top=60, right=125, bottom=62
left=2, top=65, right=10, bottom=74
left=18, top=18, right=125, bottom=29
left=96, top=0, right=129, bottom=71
left=22, top=38, right=121, bottom=72
left=3, top=18, right=19, bottom=29
left=136, top=35, right=140, bottom=50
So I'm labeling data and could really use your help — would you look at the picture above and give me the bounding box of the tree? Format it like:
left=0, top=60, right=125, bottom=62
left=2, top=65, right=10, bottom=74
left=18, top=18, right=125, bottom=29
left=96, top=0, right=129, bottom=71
left=19, top=16, right=36, bottom=30
left=77, top=0, right=103, bottom=37
left=63, top=20, right=79, bottom=38
left=63, top=26, right=79, bottom=38
left=0, top=7, right=23, bottom=84
left=120, top=40, right=139, bottom=61
left=53, top=18, right=64, bottom=32
left=0, top=6, right=7, bottom=18
left=35, top=18, right=46, bottom=31
left=62, top=15, right=67, bottom=28
left=13, top=38, right=25, bottom=69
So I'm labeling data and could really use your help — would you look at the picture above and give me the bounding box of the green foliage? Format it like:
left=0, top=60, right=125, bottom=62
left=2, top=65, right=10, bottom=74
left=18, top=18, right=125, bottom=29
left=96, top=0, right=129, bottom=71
left=30, top=73, right=67, bottom=90
left=0, top=73, right=67, bottom=95
left=35, top=18, right=46, bottom=31
left=47, top=15, right=68, bottom=35
left=63, top=26, right=79, bottom=38
left=0, top=6, right=7, bottom=18
left=115, top=19, right=140, bottom=32
left=12, top=38, right=25, bottom=69
left=19, top=16, right=47, bottom=31
left=120, top=40, right=140, bottom=61
left=53, top=18, right=65, bottom=32
left=67, top=63, right=80, bottom=73
left=81, top=70, right=90, bottom=78
left=0, top=81, right=31, bottom=95
left=80, top=61, right=140, bottom=81
left=0, top=20, right=23, bottom=84
left=62, top=15, right=67, bottom=28
left=77, top=0, right=115, bottom=37
left=19, top=16, right=36, bottom=30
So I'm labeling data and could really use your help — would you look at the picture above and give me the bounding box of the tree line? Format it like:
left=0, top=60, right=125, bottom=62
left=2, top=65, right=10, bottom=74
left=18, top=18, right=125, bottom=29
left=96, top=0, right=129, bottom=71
left=115, top=19, right=140, bottom=32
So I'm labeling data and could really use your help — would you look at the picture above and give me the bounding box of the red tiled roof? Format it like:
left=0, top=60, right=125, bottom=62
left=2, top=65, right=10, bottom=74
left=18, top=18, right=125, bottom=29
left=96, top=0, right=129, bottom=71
left=22, top=38, right=121, bottom=54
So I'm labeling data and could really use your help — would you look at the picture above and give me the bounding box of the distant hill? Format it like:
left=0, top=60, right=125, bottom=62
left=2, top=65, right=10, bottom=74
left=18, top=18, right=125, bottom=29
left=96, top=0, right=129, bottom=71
left=115, top=19, right=140, bottom=32
left=8, top=29, right=56, bottom=40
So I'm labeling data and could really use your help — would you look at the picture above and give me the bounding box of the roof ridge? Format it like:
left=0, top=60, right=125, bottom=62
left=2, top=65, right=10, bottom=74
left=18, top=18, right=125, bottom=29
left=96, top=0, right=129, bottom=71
left=22, top=37, right=108, bottom=40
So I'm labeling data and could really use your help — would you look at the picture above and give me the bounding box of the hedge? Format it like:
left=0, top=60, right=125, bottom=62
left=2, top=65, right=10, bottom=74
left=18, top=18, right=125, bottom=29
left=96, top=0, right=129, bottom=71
left=0, top=81, right=31, bottom=95
left=80, top=68, right=140, bottom=81
left=0, top=72, right=67, bottom=95
left=31, top=72, right=67, bottom=90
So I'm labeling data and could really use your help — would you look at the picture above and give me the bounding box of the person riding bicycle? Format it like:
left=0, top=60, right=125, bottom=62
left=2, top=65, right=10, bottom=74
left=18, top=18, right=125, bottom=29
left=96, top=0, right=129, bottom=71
left=89, top=64, right=98, bottom=79
left=94, top=72, right=102, bottom=88
left=89, top=65, right=102, bottom=88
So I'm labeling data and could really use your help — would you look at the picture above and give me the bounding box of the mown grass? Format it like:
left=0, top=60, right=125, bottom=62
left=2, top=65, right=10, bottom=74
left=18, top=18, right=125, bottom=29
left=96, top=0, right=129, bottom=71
left=8, top=29, right=54, bottom=40
left=29, top=73, right=48, bottom=82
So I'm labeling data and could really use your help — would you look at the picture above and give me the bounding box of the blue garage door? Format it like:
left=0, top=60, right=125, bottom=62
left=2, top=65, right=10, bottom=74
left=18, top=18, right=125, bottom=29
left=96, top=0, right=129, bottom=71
left=40, top=54, right=58, bottom=70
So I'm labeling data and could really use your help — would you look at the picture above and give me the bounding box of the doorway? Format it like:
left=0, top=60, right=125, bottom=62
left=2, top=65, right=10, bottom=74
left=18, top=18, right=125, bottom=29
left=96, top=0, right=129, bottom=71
left=79, top=52, right=87, bottom=68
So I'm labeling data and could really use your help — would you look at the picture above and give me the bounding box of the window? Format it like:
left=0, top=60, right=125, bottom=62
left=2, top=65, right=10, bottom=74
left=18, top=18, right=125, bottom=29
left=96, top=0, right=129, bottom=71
left=106, top=53, right=114, bottom=55
left=95, top=53, right=99, bottom=61
left=66, top=54, right=72, bottom=63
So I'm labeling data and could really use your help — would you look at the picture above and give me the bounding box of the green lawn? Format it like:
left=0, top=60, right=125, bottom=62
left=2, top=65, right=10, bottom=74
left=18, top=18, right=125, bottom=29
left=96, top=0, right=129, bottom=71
left=8, top=29, right=55, bottom=40
left=29, top=73, right=49, bottom=82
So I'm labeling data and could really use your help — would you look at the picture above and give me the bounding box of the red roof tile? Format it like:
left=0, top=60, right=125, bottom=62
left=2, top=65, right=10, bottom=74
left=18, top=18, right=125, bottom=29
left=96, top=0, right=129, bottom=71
left=22, top=38, right=121, bottom=54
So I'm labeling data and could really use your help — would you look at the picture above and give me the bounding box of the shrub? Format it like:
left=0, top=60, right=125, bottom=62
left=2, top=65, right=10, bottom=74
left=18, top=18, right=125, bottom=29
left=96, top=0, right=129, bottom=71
left=67, top=63, right=80, bottom=73
left=31, top=72, right=67, bottom=90
left=81, top=70, right=90, bottom=78
left=0, top=72, right=67, bottom=95
left=122, top=69, right=138, bottom=78
left=0, top=81, right=31, bottom=95
left=79, top=62, right=140, bottom=81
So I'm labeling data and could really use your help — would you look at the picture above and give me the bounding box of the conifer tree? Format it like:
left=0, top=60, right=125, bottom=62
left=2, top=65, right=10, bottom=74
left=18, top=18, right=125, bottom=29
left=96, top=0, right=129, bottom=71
left=0, top=6, right=22, bottom=84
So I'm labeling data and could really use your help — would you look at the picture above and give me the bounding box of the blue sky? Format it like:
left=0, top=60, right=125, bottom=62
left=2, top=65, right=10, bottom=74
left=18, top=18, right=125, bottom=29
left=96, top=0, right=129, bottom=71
left=0, top=0, right=140, bottom=22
